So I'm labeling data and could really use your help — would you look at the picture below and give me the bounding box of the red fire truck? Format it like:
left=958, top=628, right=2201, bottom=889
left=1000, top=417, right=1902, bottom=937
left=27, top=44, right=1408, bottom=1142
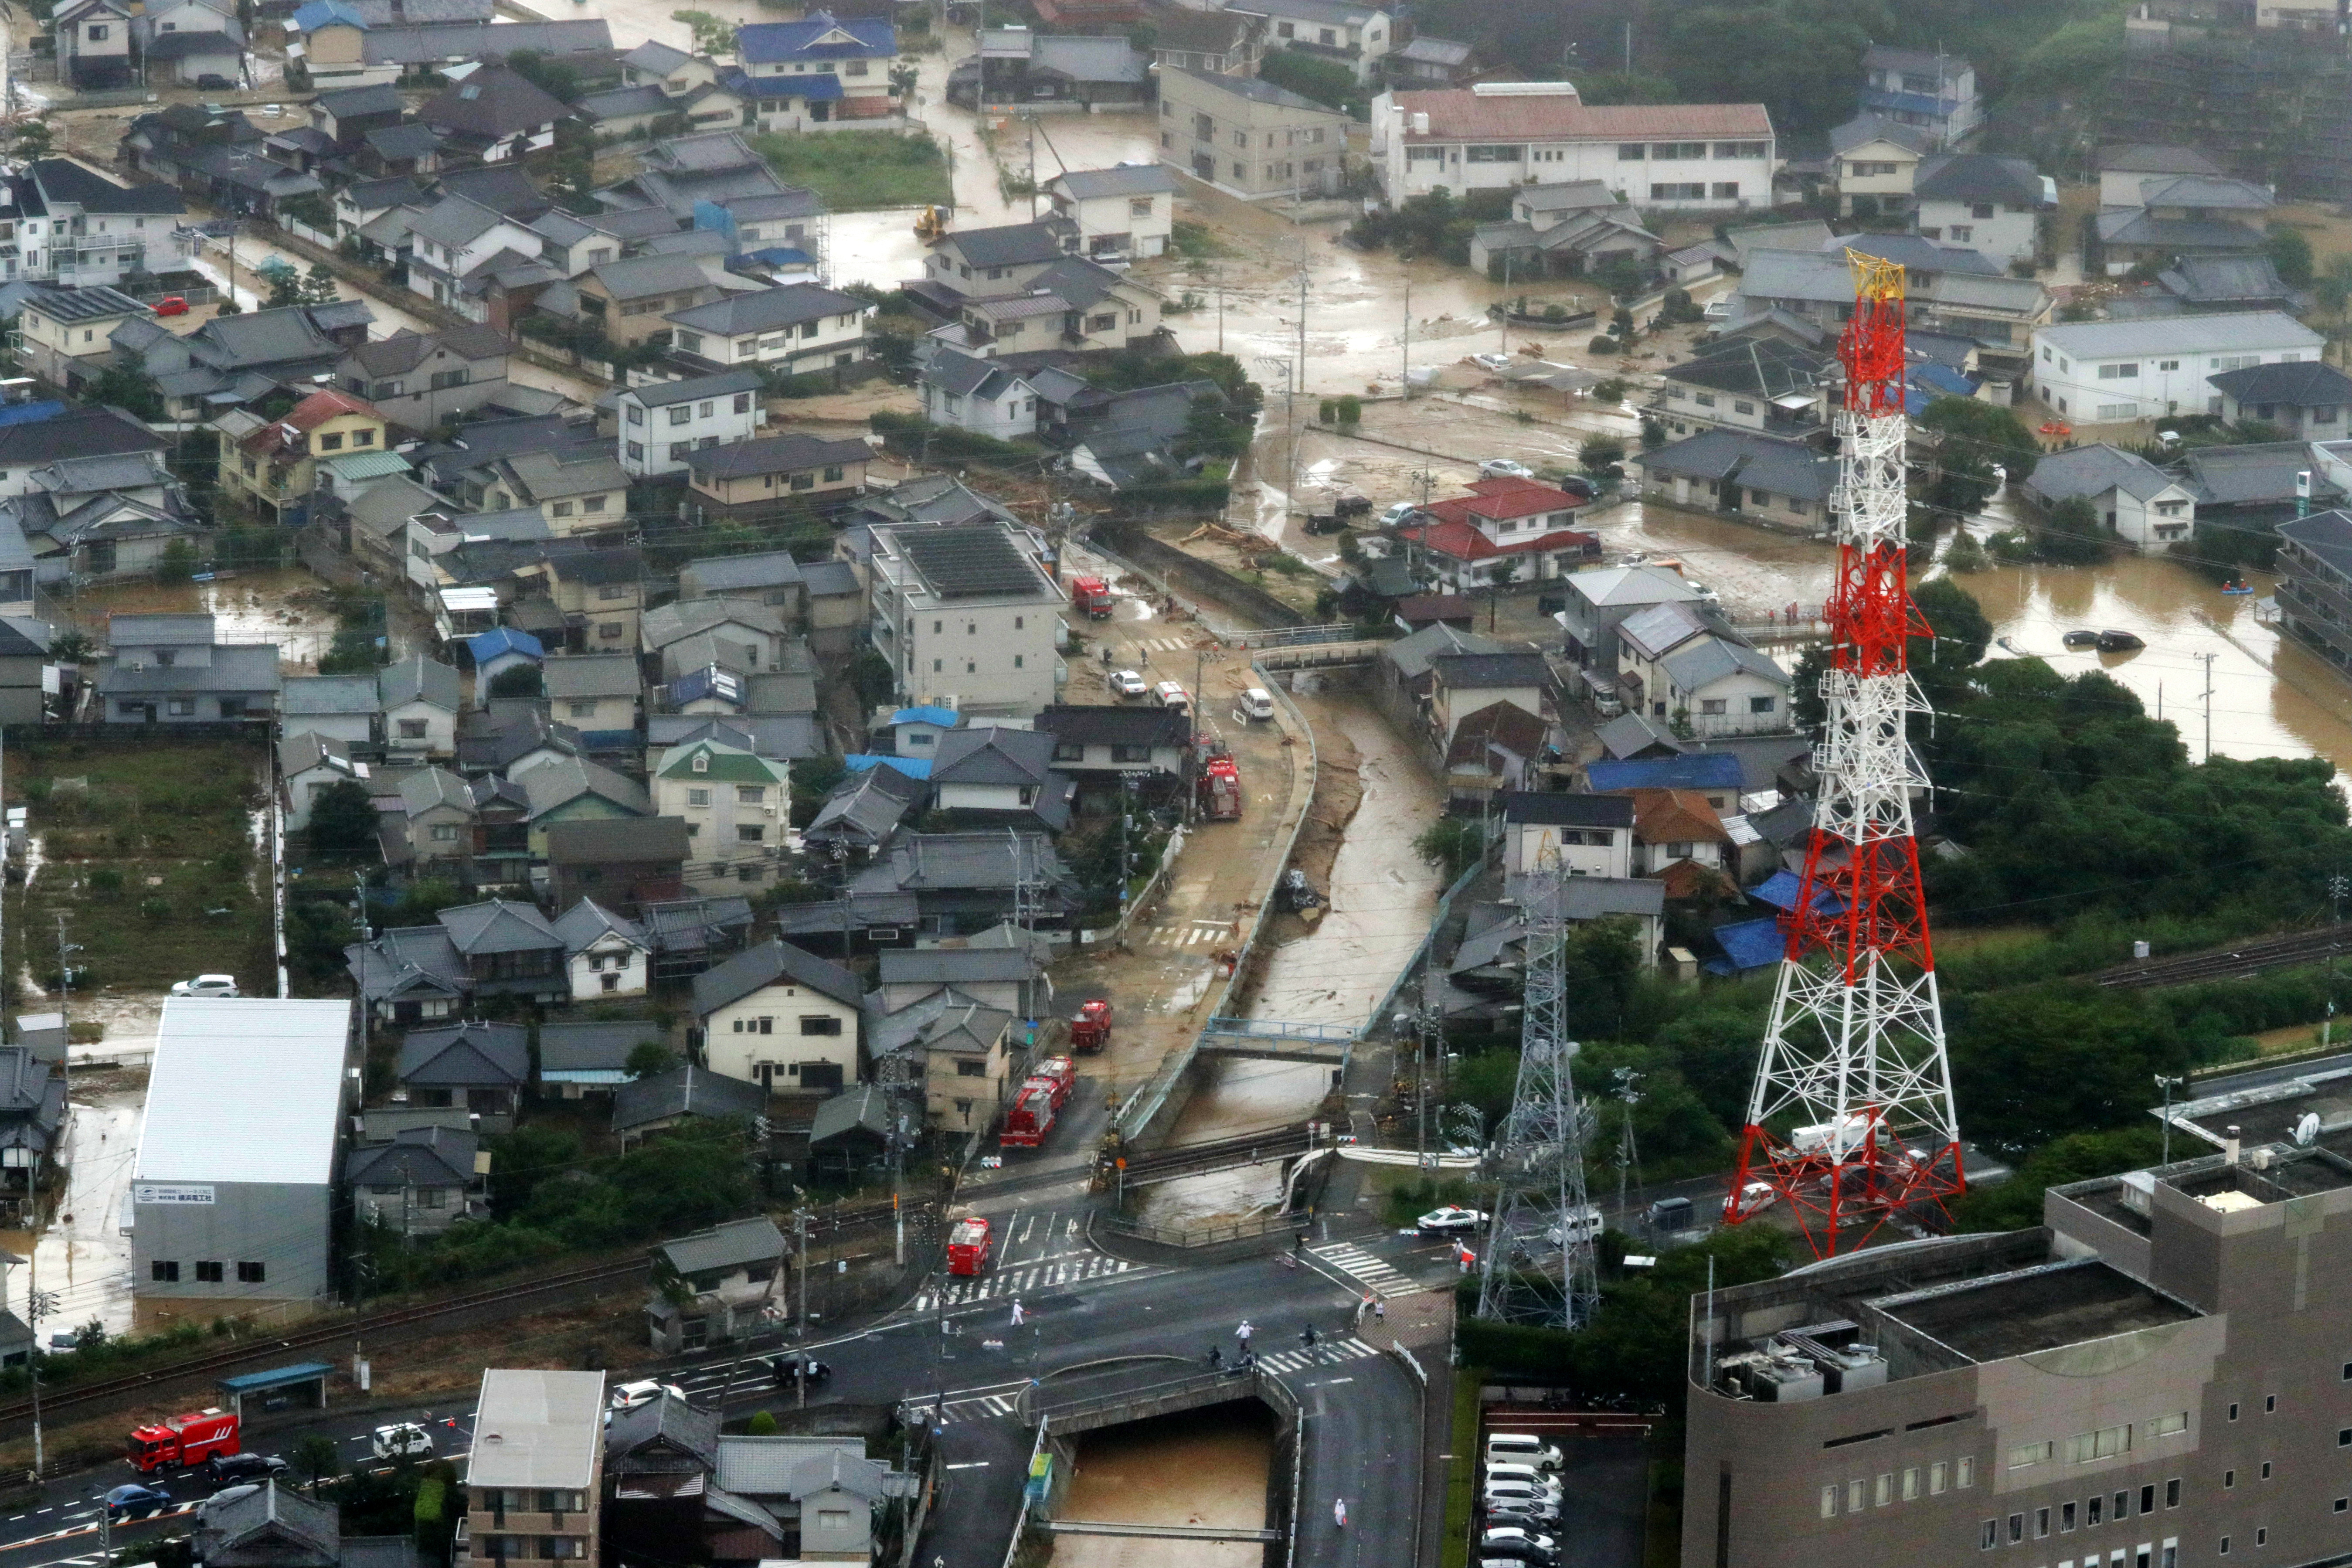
left=1070, top=999, right=1112, bottom=1053
left=1198, top=755, right=1243, bottom=820
left=1031, top=1055, right=1076, bottom=1109
left=128, top=1408, right=241, bottom=1473
left=946, top=1216, right=992, bottom=1276
left=1001, top=1078, right=1059, bottom=1148
left=1071, top=577, right=1113, bottom=618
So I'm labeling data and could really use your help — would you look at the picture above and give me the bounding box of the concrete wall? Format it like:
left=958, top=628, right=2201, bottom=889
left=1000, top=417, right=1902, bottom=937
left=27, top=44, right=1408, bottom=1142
left=133, top=1179, right=333, bottom=1313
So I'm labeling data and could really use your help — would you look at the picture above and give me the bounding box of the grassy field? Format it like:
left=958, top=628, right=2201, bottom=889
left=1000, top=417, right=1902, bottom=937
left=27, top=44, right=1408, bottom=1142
left=9, top=738, right=277, bottom=1004
left=750, top=131, right=952, bottom=211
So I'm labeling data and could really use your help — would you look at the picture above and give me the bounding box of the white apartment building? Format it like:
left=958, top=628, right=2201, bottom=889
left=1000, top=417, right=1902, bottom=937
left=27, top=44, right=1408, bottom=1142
left=867, top=520, right=1062, bottom=719
left=2030, top=312, right=2326, bottom=423
left=615, top=369, right=766, bottom=479
left=1373, top=82, right=1775, bottom=207
left=1043, top=164, right=1179, bottom=261
left=652, top=738, right=791, bottom=891
left=1254, top=0, right=1391, bottom=83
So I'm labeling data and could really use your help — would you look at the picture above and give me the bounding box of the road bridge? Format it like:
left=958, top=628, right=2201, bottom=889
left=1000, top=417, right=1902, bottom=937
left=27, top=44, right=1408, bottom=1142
left=1195, top=1016, right=1359, bottom=1064
left=1046, top=1521, right=1281, bottom=1541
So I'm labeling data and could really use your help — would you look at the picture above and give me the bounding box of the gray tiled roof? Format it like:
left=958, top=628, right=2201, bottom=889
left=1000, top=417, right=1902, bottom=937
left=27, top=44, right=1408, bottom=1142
left=692, top=938, right=864, bottom=1015
left=1052, top=163, right=1177, bottom=200
left=284, top=672, right=377, bottom=716
left=397, top=1020, right=529, bottom=1087
left=2022, top=442, right=2186, bottom=505
left=541, top=653, right=641, bottom=699
left=2208, top=359, right=2352, bottom=408
left=665, top=282, right=868, bottom=337
left=550, top=897, right=647, bottom=956
left=439, top=897, right=563, bottom=955
left=1635, top=426, right=1835, bottom=503
left=539, top=1018, right=661, bottom=1073
left=379, top=653, right=460, bottom=711
left=612, top=1062, right=766, bottom=1132
left=656, top=1214, right=785, bottom=1275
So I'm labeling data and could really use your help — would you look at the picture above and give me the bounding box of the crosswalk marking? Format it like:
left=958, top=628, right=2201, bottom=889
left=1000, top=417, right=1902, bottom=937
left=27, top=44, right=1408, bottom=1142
left=913, top=1339, right=1381, bottom=1427
left=1253, top=1336, right=1379, bottom=1374
left=911, top=1253, right=1138, bottom=1312
left=1310, top=1241, right=1418, bottom=1298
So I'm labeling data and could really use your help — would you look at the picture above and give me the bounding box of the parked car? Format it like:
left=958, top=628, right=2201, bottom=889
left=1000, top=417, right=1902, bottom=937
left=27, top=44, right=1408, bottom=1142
left=1153, top=680, right=1190, bottom=712
left=1109, top=669, right=1148, bottom=698
left=1481, top=1527, right=1562, bottom=1565
left=1485, top=1433, right=1563, bottom=1471
left=370, top=1423, right=434, bottom=1462
left=153, top=296, right=189, bottom=317
left=1472, top=353, right=1513, bottom=371
left=170, top=974, right=239, bottom=998
left=1478, top=458, right=1535, bottom=480
left=1239, top=688, right=1275, bottom=722
left=204, top=1453, right=288, bottom=1486
left=608, top=1379, right=687, bottom=1411
left=1483, top=1463, right=1562, bottom=1497
left=764, top=1353, right=830, bottom=1387
left=105, top=1484, right=173, bottom=1520
left=1484, top=1497, right=1563, bottom=1528
left=1416, top=1205, right=1488, bottom=1235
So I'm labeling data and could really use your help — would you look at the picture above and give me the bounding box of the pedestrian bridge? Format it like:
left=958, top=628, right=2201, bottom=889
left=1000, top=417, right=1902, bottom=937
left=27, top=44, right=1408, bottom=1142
left=1046, top=1520, right=1281, bottom=1541
left=1195, top=1016, right=1359, bottom=1064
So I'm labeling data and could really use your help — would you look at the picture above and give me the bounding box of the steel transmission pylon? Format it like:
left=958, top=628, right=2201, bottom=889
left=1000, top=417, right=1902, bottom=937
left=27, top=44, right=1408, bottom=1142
left=1475, top=866, right=1600, bottom=1329
left=1723, top=251, right=1965, bottom=1258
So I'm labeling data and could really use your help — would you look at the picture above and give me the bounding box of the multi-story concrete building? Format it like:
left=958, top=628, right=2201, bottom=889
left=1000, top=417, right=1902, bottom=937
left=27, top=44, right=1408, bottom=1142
left=652, top=737, right=790, bottom=891
left=867, top=520, right=1062, bottom=718
left=1373, top=82, right=1775, bottom=208
left=1683, top=1068, right=2352, bottom=1568
left=1858, top=44, right=1981, bottom=148
left=2030, top=313, right=2325, bottom=425
left=462, top=1370, right=604, bottom=1568
left=1159, top=67, right=1353, bottom=200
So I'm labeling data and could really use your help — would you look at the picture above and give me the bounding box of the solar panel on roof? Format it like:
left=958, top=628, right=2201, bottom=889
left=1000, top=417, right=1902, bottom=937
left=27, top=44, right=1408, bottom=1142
left=898, top=525, right=1040, bottom=598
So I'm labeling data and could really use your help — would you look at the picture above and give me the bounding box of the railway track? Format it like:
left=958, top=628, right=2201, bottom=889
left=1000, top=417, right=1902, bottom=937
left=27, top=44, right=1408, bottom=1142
left=2097, top=923, right=2352, bottom=990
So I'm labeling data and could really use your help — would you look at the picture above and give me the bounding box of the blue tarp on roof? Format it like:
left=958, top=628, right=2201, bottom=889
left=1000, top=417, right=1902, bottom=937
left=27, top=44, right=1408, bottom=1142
left=291, top=0, right=366, bottom=29
left=845, top=754, right=932, bottom=780
left=1587, top=754, right=1745, bottom=793
left=467, top=627, right=544, bottom=663
left=1748, top=869, right=1846, bottom=916
left=890, top=705, right=959, bottom=728
left=744, top=246, right=817, bottom=268
left=0, top=400, right=63, bottom=429
left=1705, top=917, right=1787, bottom=975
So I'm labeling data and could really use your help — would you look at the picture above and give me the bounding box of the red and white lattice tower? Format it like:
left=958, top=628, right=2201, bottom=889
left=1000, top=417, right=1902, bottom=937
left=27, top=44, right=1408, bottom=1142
left=1722, top=252, right=1964, bottom=1258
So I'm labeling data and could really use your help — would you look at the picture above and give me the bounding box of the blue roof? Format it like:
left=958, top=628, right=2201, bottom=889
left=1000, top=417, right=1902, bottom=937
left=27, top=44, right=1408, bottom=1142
left=1710, top=917, right=1787, bottom=973
left=779, top=73, right=843, bottom=100
left=467, top=627, right=544, bottom=663
left=1747, top=869, right=1846, bottom=916
left=0, top=400, right=63, bottom=429
left=844, top=753, right=931, bottom=780
left=736, top=12, right=894, bottom=62
left=291, top=0, right=366, bottom=29
left=1586, top=754, right=1745, bottom=793
left=218, top=1361, right=334, bottom=1393
left=890, top=705, right=959, bottom=728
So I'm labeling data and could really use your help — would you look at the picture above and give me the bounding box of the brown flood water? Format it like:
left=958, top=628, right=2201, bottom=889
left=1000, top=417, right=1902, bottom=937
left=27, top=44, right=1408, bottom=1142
left=1053, top=1405, right=1275, bottom=1568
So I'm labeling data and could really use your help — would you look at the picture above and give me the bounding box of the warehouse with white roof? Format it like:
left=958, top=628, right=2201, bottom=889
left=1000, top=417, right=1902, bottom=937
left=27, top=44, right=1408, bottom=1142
left=129, top=998, right=355, bottom=1326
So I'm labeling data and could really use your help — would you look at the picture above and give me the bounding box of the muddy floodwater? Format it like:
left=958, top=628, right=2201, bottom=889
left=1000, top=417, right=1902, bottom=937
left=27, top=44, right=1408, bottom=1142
left=1053, top=1406, right=1275, bottom=1568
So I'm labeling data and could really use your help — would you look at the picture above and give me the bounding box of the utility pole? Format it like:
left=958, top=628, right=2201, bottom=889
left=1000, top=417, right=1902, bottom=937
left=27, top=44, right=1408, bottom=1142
left=24, top=1161, right=43, bottom=1483
left=1285, top=254, right=1307, bottom=524
left=2198, top=651, right=2218, bottom=762
left=1400, top=272, right=1411, bottom=400
left=2328, top=874, right=2349, bottom=1050
left=2156, top=1074, right=2185, bottom=1164
left=1215, top=265, right=1224, bottom=354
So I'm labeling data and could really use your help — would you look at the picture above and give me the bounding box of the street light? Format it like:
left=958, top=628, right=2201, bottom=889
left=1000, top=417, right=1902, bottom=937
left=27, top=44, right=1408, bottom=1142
left=2155, top=1074, right=2186, bottom=1165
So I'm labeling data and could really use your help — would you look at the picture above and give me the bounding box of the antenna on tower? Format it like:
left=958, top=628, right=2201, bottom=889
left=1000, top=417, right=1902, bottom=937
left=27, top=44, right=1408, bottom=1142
left=1475, top=863, right=1600, bottom=1330
left=1723, top=250, right=1964, bottom=1258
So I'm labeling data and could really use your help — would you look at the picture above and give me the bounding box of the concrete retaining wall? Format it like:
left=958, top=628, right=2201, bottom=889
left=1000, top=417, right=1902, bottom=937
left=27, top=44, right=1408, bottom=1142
left=1088, top=521, right=1309, bottom=630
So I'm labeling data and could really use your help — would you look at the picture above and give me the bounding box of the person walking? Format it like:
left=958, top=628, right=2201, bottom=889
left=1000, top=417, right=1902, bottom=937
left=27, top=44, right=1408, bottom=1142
left=1208, top=1345, right=1222, bottom=1369
left=1373, top=1299, right=1386, bottom=1325
left=1302, top=1323, right=1318, bottom=1350
left=1236, top=1320, right=1254, bottom=1350
left=1333, top=1498, right=1347, bottom=1529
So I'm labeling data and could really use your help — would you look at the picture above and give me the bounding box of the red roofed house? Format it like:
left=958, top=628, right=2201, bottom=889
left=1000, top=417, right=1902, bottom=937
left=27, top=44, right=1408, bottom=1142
left=1372, top=81, right=1775, bottom=208
left=1626, top=787, right=1734, bottom=880
left=216, top=389, right=389, bottom=524
left=1395, top=476, right=1598, bottom=592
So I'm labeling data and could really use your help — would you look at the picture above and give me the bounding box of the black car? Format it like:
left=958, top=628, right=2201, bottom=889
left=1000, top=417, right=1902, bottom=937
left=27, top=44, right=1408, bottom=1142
left=764, top=1354, right=831, bottom=1386
left=204, top=1453, right=289, bottom=1485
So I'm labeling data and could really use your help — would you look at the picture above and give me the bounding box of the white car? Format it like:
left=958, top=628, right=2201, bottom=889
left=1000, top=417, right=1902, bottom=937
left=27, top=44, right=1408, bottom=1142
left=170, top=974, right=239, bottom=998
left=1485, top=1463, right=1562, bottom=1497
left=1472, top=353, right=1513, bottom=371
left=1482, top=1526, right=1562, bottom=1555
left=608, top=1379, right=687, bottom=1412
left=1379, top=501, right=1421, bottom=527
left=1478, top=458, right=1535, bottom=480
left=1239, top=688, right=1275, bottom=722
left=1153, top=680, right=1191, bottom=712
left=1109, top=669, right=1148, bottom=698
left=1416, top=1205, right=1488, bottom=1235
left=371, top=1422, right=434, bottom=1462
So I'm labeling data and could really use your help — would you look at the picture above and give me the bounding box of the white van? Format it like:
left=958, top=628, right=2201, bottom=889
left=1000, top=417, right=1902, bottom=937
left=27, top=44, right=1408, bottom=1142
left=1153, top=680, right=1191, bottom=712
left=1484, top=1463, right=1563, bottom=1496
left=1240, top=688, right=1275, bottom=721
left=1542, top=1205, right=1605, bottom=1248
left=1485, top=1433, right=1564, bottom=1472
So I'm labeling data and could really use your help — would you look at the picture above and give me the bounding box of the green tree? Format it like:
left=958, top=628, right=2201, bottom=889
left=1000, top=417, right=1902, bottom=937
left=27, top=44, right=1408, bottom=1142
left=84, top=356, right=164, bottom=422
left=1578, top=433, right=1626, bottom=474
left=308, top=779, right=380, bottom=859
left=626, top=1042, right=678, bottom=1078
left=1910, top=575, right=1993, bottom=712
left=746, top=1409, right=780, bottom=1435
left=154, top=539, right=195, bottom=583
left=293, top=1433, right=343, bottom=1490
left=789, top=755, right=848, bottom=828
left=281, top=192, right=335, bottom=234
left=670, top=9, right=735, bottom=54
left=487, top=663, right=544, bottom=699
left=6, top=118, right=53, bottom=161
left=1255, top=45, right=1367, bottom=116
left=302, top=261, right=341, bottom=307
left=287, top=896, right=356, bottom=983
left=1412, top=816, right=1484, bottom=880
left=2267, top=223, right=2316, bottom=290
left=505, top=48, right=582, bottom=103
left=851, top=649, right=895, bottom=711
left=2036, top=494, right=2111, bottom=565
left=1914, top=395, right=2039, bottom=512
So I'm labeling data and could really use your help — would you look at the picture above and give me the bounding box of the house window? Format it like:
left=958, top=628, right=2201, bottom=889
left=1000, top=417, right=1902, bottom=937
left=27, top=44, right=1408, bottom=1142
left=569, top=701, right=596, bottom=718
left=737, top=825, right=765, bottom=844
left=195, top=1261, right=224, bottom=1282
left=431, top=823, right=457, bottom=842
left=236, top=1261, right=265, bottom=1282
left=1700, top=698, right=1727, bottom=715
left=688, top=789, right=710, bottom=807
left=167, top=699, right=195, bottom=717
left=151, top=1260, right=179, bottom=1282
left=737, top=786, right=764, bottom=803
left=399, top=718, right=427, bottom=738
left=553, top=501, right=575, bottom=517
left=798, top=1015, right=842, bottom=1035
left=1751, top=695, right=1775, bottom=714
left=319, top=432, right=344, bottom=452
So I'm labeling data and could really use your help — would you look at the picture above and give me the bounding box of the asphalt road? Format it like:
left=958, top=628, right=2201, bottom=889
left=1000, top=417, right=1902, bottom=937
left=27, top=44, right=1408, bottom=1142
left=0, top=1211, right=1452, bottom=1568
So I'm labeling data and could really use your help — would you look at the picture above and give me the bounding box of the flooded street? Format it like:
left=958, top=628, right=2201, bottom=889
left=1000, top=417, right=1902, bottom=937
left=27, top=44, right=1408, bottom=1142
left=60, top=570, right=343, bottom=669
left=1, top=1072, right=143, bottom=1341
left=1054, top=1405, right=1275, bottom=1568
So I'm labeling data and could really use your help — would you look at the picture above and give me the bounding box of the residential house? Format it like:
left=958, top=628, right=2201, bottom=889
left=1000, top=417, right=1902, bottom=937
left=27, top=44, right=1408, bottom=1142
left=462, top=1371, right=604, bottom=1568
left=546, top=817, right=690, bottom=915
left=877, top=937, right=1049, bottom=1017
left=418, top=65, right=567, bottom=163
left=282, top=673, right=380, bottom=746
left=1064, top=379, right=1218, bottom=487
left=1161, top=68, right=1352, bottom=200
left=1626, top=788, right=1734, bottom=888
left=733, top=12, right=899, bottom=131
left=928, top=725, right=1075, bottom=832
left=1044, top=164, right=1178, bottom=260
left=113, top=300, right=371, bottom=420
left=1467, top=180, right=1661, bottom=280
left=1421, top=650, right=1550, bottom=762
left=914, top=219, right=1076, bottom=305
left=2097, top=143, right=2228, bottom=208
left=1501, top=790, right=1634, bottom=877
left=1034, top=703, right=1190, bottom=804
left=664, top=283, right=873, bottom=375
left=551, top=899, right=650, bottom=1003
left=1912, top=152, right=2046, bottom=269
left=2208, top=360, right=2352, bottom=439
left=537, top=1016, right=659, bottom=1097
left=469, top=772, right=530, bottom=886
left=1393, top=477, right=1599, bottom=590
left=653, top=739, right=789, bottom=891
left=612, top=1063, right=767, bottom=1148
left=948, top=29, right=1150, bottom=111
left=872, top=990, right=1016, bottom=1133
left=2096, top=174, right=2275, bottom=272
left=520, top=755, right=652, bottom=856
left=390, top=765, right=475, bottom=868
left=310, top=83, right=405, bottom=153
left=679, top=551, right=806, bottom=623
left=1729, top=238, right=2050, bottom=373
left=8, top=449, right=201, bottom=586
left=346, top=923, right=469, bottom=1025
left=379, top=653, right=461, bottom=757
left=393, top=1019, right=527, bottom=1130
left=795, top=830, right=1079, bottom=944
left=642, top=599, right=792, bottom=677
left=867, top=520, right=1063, bottom=718
left=1254, top=0, right=1391, bottom=82
left=218, top=389, right=388, bottom=524
left=400, top=194, right=547, bottom=317
left=805, top=1085, right=889, bottom=1180
left=2153, top=253, right=2299, bottom=316
left=2029, top=313, right=2324, bottom=424
left=1391, top=34, right=1474, bottom=85
left=0, top=407, right=165, bottom=500
left=802, top=761, right=923, bottom=854
left=1655, top=338, right=1831, bottom=440
left=2177, top=441, right=2342, bottom=531
left=1631, top=427, right=1837, bottom=531
left=94, top=613, right=279, bottom=724
left=2274, top=508, right=2352, bottom=676
left=345, top=1124, right=483, bottom=1234
left=1371, top=83, right=1775, bottom=207
left=438, top=897, right=568, bottom=1003
left=53, top=0, right=133, bottom=87
left=577, top=252, right=735, bottom=350
left=646, top=1216, right=784, bottom=1353
left=712, top=1436, right=907, bottom=1562
left=1151, top=7, right=1261, bottom=76
left=465, top=627, right=544, bottom=705
left=18, top=285, right=150, bottom=391
left=336, top=326, right=509, bottom=434
left=279, top=731, right=368, bottom=832
left=194, top=1483, right=420, bottom=1568
left=2020, top=442, right=2199, bottom=553
left=1828, top=115, right=1932, bottom=218
left=1857, top=44, right=1979, bottom=148
left=520, top=546, right=644, bottom=656
left=1612, top=598, right=1791, bottom=735
left=692, top=939, right=864, bottom=1094
left=541, top=654, right=642, bottom=747
left=802, top=558, right=862, bottom=661
left=615, top=371, right=766, bottom=480
left=480, top=448, right=632, bottom=537
left=133, top=0, right=248, bottom=89
left=918, top=348, right=1043, bottom=441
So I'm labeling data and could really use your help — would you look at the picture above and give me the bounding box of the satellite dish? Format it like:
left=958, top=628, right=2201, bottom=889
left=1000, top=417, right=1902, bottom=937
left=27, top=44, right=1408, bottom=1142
left=2295, top=1112, right=2321, bottom=1148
